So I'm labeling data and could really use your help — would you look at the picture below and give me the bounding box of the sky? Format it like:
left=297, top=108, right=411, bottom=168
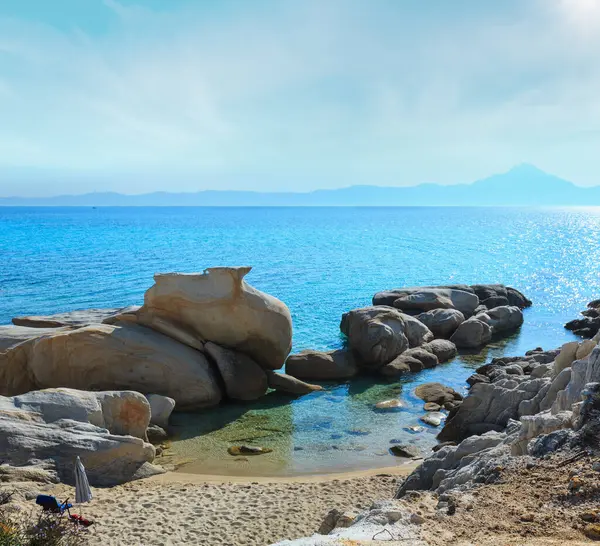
left=1, top=0, right=600, bottom=196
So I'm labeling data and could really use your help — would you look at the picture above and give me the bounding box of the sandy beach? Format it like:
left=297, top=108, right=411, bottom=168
left=48, top=466, right=415, bottom=546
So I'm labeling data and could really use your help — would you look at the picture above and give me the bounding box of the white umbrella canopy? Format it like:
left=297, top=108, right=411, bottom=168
left=74, top=456, right=93, bottom=504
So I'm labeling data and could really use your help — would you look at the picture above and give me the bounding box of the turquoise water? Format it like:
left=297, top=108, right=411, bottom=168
left=2, top=206, right=600, bottom=474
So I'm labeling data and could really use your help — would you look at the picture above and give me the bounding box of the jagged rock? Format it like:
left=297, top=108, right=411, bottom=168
left=205, top=342, right=267, bottom=401
left=475, top=306, right=524, bottom=333
left=0, top=388, right=151, bottom=439
left=396, top=430, right=510, bottom=497
left=415, top=309, right=465, bottom=338
left=107, top=267, right=293, bottom=369
left=553, top=346, right=600, bottom=413
left=511, top=410, right=573, bottom=455
left=228, top=445, right=272, bottom=456
left=0, top=326, right=69, bottom=352
left=146, top=394, right=175, bottom=429
left=374, top=287, right=479, bottom=316
left=0, top=323, right=222, bottom=410
left=421, top=339, right=457, bottom=362
left=438, top=377, right=550, bottom=443
left=265, top=371, right=323, bottom=394
left=415, top=383, right=462, bottom=405
left=467, top=373, right=490, bottom=387
left=285, top=349, right=358, bottom=380
left=504, top=363, right=524, bottom=375
left=0, top=403, right=157, bottom=486
left=552, top=342, right=579, bottom=376
left=450, top=318, right=492, bottom=348
left=390, top=444, right=422, bottom=458
left=340, top=307, right=432, bottom=369
left=528, top=428, right=576, bottom=457
left=12, top=308, right=128, bottom=328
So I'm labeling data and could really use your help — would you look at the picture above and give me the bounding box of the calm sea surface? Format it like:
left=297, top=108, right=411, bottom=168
left=2, top=206, right=599, bottom=475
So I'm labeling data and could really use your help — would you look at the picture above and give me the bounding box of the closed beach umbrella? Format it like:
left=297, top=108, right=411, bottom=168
left=74, top=456, right=93, bottom=504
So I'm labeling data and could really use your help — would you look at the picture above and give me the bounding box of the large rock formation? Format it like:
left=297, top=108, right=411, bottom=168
left=0, top=325, right=69, bottom=352
left=0, top=323, right=222, bottom=410
left=285, top=349, right=358, bottom=380
left=565, top=298, right=600, bottom=338
left=449, top=317, right=492, bottom=348
left=107, top=267, right=292, bottom=370
left=373, top=284, right=531, bottom=316
left=12, top=308, right=129, bottom=328
left=416, top=308, right=465, bottom=338
left=0, top=389, right=159, bottom=486
left=340, top=306, right=433, bottom=369
left=373, top=287, right=479, bottom=316
left=0, top=388, right=151, bottom=439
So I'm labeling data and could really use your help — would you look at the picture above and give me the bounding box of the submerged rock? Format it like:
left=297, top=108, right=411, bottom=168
left=414, top=383, right=462, bottom=405
left=390, top=444, right=422, bottom=458
left=228, top=445, right=273, bottom=456
left=375, top=399, right=406, bottom=410
left=420, top=412, right=445, bottom=427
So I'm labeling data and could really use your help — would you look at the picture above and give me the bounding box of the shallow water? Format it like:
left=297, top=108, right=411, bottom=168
left=2, top=206, right=599, bottom=474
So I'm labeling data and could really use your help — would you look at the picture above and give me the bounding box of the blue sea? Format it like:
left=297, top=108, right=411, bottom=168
left=2, top=206, right=599, bottom=475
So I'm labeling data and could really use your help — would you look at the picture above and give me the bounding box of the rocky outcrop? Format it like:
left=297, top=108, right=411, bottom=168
left=0, top=388, right=151, bottom=439
left=108, top=267, right=293, bottom=370
left=0, top=323, right=222, bottom=410
left=204, top=342, right=267, bottom=401
left=373, top=287, right=479, bottom=316
left=565, top=298, right=600, bottom=338
left=475, top=305, right=524, bottom=333
left=340, top=306, right=433, bottom=369
left=285, top=349, right=358, bottom=380
left=416, top=308, right=465, bottom=338
left=421, top=339, right=458, bottom=362
left=0, top=391, right=159, bottom=486
left=0, top=325, right=70, bottom=352
left=12, top=308, right=130, bottom=328
left=449, top=317, right=492, bottom=348
left=265, top=371, right=323, bottom=395
left=438, top=376, right=550, bottom=442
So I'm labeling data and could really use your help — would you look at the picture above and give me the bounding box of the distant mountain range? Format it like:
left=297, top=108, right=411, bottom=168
left=2, top=164, right=599, bottom=206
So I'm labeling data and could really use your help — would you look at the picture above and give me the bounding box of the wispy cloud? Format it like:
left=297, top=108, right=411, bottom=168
left=1, top=0, right=600, bottom=195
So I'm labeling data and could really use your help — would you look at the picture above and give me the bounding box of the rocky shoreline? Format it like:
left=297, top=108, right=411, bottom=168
left=279, top=331, right=600, bottom=544
left=0, top=268, right=532, bottom=491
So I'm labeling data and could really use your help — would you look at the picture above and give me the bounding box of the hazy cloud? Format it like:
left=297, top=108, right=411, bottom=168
left=1, top=0, right=600, bottom=195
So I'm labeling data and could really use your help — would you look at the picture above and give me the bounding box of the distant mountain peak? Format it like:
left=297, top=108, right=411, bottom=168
left=506, top=163, right=547, bottom=176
